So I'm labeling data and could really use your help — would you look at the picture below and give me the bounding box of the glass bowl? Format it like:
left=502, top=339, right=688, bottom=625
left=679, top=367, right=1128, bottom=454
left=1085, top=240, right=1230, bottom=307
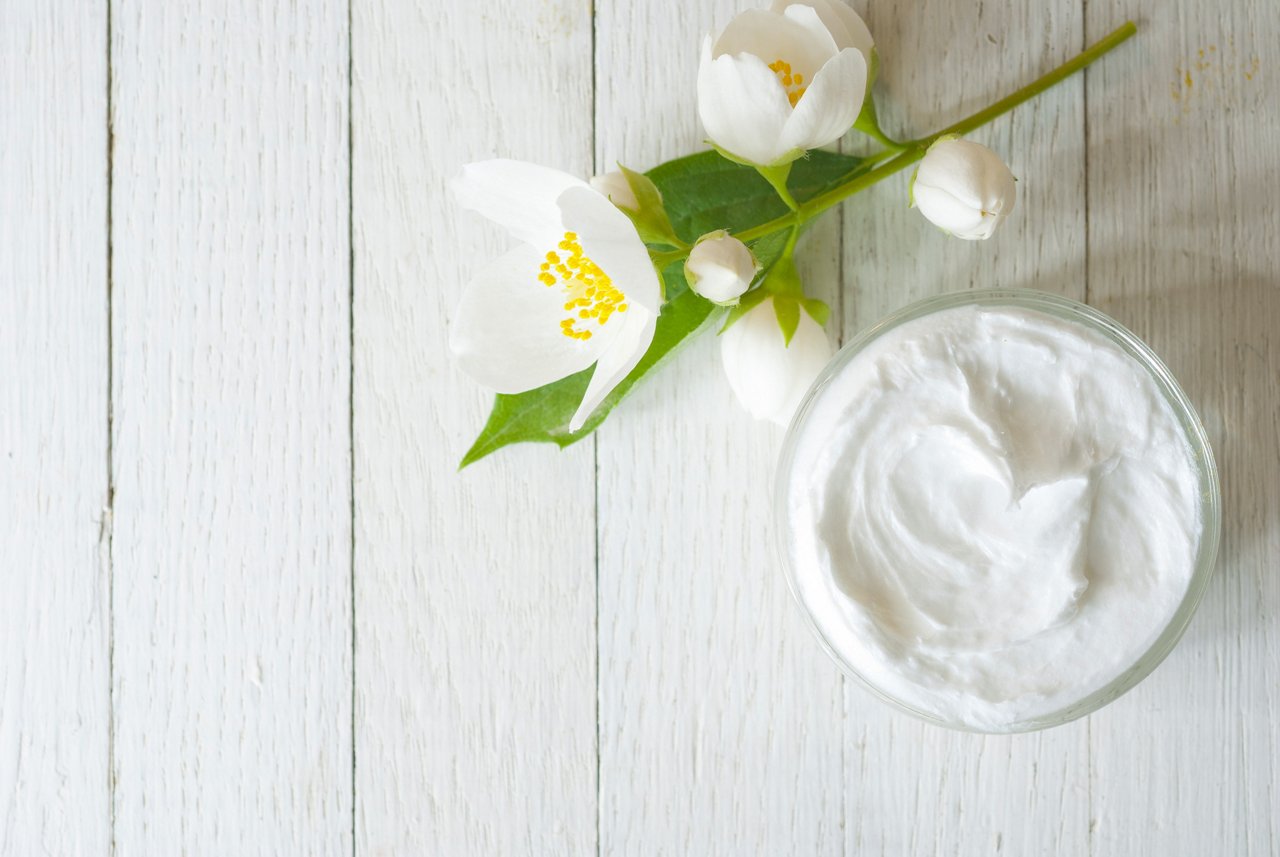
left=774, top=289, right=1221, bottom=733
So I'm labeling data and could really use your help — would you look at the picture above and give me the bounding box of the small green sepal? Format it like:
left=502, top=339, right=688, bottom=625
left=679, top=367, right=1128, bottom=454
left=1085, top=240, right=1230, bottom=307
left=801, top=297, right=830, bottom=327
left=614, top=163, right=684, bottom=248
left=708, top=141, right=804, bottom=170
left=762, top=252, right=804, bottom=299
left=773, top=296, right=800, bottom=346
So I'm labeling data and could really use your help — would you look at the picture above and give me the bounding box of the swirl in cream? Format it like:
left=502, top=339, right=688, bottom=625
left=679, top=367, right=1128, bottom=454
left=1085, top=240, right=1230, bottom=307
left=782, top=303, right=1202, bottom=729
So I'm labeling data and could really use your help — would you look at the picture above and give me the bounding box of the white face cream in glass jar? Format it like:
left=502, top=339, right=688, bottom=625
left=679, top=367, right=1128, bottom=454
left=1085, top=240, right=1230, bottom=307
left=775, top=290, right=1221, bottom=732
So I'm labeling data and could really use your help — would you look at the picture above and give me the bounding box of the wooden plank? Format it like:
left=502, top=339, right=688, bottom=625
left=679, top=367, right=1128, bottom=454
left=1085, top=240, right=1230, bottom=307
left=350, top=0, right=598, bottom=853
left=0, top=2, right=110, bottom=853
left=1084, top=3, right=1279, bottom=854
left=841, top=1, right=1092, bottom=853
left=594, top=2, right=845, bottom=852
left=108, top=2, right=352, bottom=852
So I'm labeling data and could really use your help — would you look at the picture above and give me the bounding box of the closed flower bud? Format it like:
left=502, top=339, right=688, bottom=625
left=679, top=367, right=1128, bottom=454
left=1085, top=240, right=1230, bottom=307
left=590, top=170, right=640, bottom=211
left=911, top=137, right=1016, bottom=240
left=721, top=296, right=832, bottom=426
left=685, top=231, right=760, bottom=305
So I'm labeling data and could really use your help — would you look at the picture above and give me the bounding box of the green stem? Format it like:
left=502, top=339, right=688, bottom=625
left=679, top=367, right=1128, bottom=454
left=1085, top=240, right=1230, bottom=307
left=731, top=21, right=1136, bottom=245
left=860, top=146, right=904, bottom=169
left=852, top=95, right=906, bottom=150
left=652, top=247, right=694, bottom=269
left=757, top=162, right=800, bottom=211
left=783, top=223, right=800, bottom=256
left=861, top=123, right=903, bottom=151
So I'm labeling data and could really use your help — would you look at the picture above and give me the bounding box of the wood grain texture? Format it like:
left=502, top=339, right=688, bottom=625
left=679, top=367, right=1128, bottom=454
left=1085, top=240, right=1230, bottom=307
left=108, top=1, right=352, bottom=853
left=1084, top=2, right=1279, bottom=855
left=594, top=2, right=844, bottom=853
left=6, top=0, right=1278, bottom=853
left=0, top=2, right=109, bottom=854
left=841, top=2, right=1092, bottom=854
left=351, top=0, right=598, bottom=853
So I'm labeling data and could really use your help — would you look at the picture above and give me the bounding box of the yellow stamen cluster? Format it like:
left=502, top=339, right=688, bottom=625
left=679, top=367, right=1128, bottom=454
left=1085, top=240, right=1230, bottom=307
left=537, top=231, right=628, bottom=341
left=768, top=59, right=807, bottom=107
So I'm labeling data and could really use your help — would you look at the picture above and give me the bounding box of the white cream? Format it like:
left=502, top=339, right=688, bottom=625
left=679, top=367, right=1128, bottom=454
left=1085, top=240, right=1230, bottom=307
left=783, top=303, right=1202, bottom=730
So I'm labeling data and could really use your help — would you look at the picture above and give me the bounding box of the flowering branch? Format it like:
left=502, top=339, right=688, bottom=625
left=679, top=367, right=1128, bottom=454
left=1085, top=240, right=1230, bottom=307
left=450, top=4, right=1138, bottom=466
left=699, top=21, right=1137, bottom=252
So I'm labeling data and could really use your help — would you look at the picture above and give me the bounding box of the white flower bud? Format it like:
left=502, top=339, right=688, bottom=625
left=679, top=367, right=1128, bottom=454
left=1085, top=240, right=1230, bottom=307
left=590, top=170, right=639, bottom=211
left=721, top=296, right=832, bottom=426
left=911, top=137, right=1016, bottom=240
left=685, top=231, right=760, bottom=305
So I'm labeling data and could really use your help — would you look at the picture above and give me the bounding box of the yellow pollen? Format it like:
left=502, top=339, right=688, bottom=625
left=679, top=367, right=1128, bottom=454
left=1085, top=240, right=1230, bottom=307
left=768, top=58, right=808, bottom=107
left=536, top=230, right=628, bottom=339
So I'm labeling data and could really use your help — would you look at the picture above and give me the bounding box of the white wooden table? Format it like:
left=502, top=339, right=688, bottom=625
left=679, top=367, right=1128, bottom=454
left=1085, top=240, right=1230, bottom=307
left=3, top=0, right=1277, bottom=854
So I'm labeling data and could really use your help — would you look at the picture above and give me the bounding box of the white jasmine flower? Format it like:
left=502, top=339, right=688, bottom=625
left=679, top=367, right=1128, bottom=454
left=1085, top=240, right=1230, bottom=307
left=772, top=0, right=873, bottom=62
left=685, top=231, right=760, bottom=304
left=721, top=296, right=832, bottom=425
left=697, top=0, right=872, bottom=166
left=451, top=159, right=661, bottom=430
left=911, top=137, right=1017, bottom=240
left=589, top=171, right=640, bottom=212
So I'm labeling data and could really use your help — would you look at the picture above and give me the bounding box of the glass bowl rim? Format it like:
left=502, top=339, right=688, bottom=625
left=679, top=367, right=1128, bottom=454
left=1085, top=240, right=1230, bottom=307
left=773, top=287, right=1222, bottom=733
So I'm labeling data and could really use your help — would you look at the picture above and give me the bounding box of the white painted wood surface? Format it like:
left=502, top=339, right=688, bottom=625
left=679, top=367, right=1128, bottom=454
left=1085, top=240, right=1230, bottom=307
left=594, top=2, right=845, bottom=853
left=351, top=0, right=598, bottom=853
left=1, top=3, right=109, bottom=854
left=1084, top=4, right=1280, bottom=854
left=109, top=1, right=351, bottom=853
left=3, top=0, right=1278, bottom=855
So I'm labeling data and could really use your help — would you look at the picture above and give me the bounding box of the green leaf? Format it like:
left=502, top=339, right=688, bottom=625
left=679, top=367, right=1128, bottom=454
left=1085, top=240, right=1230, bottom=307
left=460, top=264, right=719, bottom=467
left=743, top=227, right=792, bottom=269
left=460, top=148, right=874, bottom=464
left=647, top=148, right=874, bottom=242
